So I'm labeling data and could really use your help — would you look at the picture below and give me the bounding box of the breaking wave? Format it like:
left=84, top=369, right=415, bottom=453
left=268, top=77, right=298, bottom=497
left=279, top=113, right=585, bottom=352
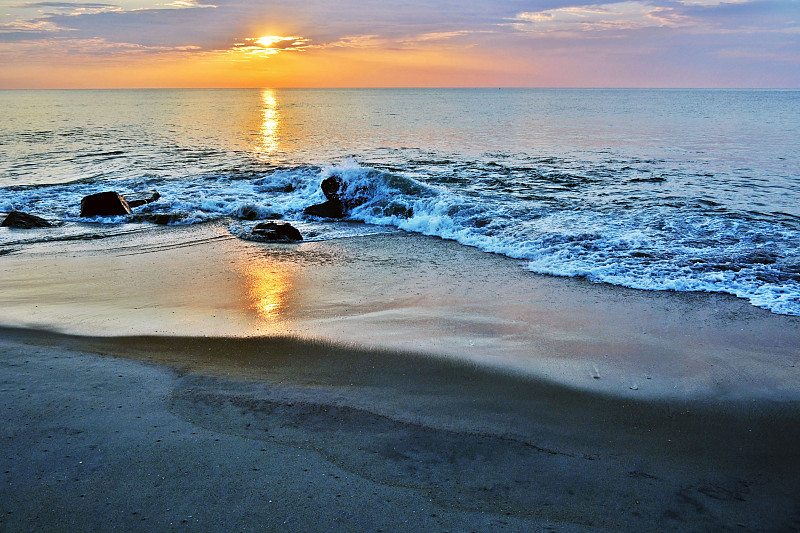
left=2, top=157, right=799, bottom=317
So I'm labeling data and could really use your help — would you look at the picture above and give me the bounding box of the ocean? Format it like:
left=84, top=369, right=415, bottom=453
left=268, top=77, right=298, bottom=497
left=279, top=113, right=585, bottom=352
left=1, top=88, right=799, bottom=316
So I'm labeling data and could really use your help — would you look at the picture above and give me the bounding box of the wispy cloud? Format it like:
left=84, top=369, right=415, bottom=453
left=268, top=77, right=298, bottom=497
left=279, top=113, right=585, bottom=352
left=319, top=34, right=385, bottom=49
left=676, top=0, right=755, bottom=5
left=13, top=1, right=123, bottom=17
left=0, top=36, right=201, bottom=60
left=312, top=29, right=486, bottom=51
left=402, top=29, right=491, bottom=45
left=0, top=19, right=71, bottom=33
left=18, top=2, right=117, bottom=8
left=161, top=0, right=216, bottom=8
left=228, top=35, right=310, bottom=56
left=513, top=1, right=692, bottom=34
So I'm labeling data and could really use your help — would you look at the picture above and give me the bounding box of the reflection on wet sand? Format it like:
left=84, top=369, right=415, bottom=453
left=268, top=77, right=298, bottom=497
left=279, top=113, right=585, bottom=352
left=241, top=257, right=296, bottom=333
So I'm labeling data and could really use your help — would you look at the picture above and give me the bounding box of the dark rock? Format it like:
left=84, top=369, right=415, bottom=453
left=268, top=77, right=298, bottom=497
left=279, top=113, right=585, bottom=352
left=321, top=175, right=344, bottom=201
left=251, top=221, right=302, bottom=242
left=304, top=175, right=373, bottom=219
left=320, top=175, right=370, bottom=210
left=80, top=191, right=132, bottom=217
left=1, top=211, right=53, bottom=229
left=303, top=199, right=345, bottom=219
left=123, top=190, right=161, bottom=208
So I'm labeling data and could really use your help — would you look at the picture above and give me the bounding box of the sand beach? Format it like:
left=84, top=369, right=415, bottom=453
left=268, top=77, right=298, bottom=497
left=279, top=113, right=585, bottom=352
left=2, top=221, right=800, bottom=531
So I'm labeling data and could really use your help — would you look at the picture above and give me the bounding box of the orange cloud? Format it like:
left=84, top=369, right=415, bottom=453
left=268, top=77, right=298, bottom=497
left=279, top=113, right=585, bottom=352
left=228, top=35, right=310, bottom=57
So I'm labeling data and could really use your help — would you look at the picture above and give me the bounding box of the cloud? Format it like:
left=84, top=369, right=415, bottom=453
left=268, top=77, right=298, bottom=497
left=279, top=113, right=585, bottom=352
left=0, top=0, right=218, bottom=42
left=15, top=0, right=211, bottom=10
left=19, top=1, right=119, bottom=10
left=318, top=34, right=385, bottom=49
left=405, top=30, right=485, bottom=42
left=0, top=0, right=797, bottom=87
left=228, top=35, right=310, bottom=56
left=0, top=1, right=121, bottom=36
left=161, top=0, right=216, bottom=8
left=0, top=19, right=70, bottom=33
left=513, top=1, right=692, bottom=34
left=0, top=3, right=227, bottom=47
left=0, top=36, right=201, bottom=61
left=677, top=0, right=754, bottom=5
left=303, top=28, right=491, bottom=55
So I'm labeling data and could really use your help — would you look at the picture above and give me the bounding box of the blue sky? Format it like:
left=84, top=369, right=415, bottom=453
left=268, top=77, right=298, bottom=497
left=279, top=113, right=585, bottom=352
left=1, top=0, right=798, bottom=87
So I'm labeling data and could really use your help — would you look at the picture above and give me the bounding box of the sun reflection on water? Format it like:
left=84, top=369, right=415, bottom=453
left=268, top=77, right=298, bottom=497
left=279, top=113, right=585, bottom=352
left=258, top=89, right=280, bottom=156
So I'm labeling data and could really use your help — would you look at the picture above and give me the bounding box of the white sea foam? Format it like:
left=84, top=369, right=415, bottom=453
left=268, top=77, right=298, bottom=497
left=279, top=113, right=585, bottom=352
left=317, top=161, right=800, bottom=317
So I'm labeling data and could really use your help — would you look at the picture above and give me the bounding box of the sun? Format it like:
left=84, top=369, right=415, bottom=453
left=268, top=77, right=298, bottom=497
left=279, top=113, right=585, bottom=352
left=255, top=36, right=287, bottom=48
left=227, top=35, right=310, bottom=57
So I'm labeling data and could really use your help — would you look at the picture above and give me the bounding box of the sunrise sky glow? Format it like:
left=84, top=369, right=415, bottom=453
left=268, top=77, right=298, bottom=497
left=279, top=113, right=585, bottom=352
left=1, top=0, right=798, bottom=88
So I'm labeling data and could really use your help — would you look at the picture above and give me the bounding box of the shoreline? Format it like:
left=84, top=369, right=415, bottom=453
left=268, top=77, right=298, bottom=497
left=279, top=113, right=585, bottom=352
left=2, top=222, right=800, bottom=530
left=1, top=222, right=799, bottom=401
left=3, top=326, right=800, bottom=531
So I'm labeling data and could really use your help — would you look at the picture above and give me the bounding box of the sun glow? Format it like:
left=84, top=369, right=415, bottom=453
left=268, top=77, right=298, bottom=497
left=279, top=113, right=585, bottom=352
left=230, top=35, right=310, bottom=57
left=256, top=36, right=287, bottom=48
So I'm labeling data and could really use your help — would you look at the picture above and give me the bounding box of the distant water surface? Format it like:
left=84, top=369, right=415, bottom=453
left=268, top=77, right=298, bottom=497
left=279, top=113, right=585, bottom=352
left=1, top=88, right=799, bottom=315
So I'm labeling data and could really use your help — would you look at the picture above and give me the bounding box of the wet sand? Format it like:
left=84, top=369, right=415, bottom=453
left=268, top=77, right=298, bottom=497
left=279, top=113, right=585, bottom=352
left=2, top=222, right=799, bottom=400
left=1, top=222, right=800, bottom=531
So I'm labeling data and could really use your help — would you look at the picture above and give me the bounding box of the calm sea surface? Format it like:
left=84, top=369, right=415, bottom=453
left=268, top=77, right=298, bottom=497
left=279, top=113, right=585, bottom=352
left=1, top=88, right=799, bottom=315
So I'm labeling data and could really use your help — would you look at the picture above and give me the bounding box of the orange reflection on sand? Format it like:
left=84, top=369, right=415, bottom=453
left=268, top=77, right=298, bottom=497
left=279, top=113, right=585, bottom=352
left=258, top=89, right=280, bottom=156
left=242, top=260, right=294, bottom=327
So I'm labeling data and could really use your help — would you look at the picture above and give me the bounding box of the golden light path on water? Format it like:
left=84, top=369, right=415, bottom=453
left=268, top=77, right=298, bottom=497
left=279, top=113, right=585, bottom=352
left=258, top=89, right=280, bottom=155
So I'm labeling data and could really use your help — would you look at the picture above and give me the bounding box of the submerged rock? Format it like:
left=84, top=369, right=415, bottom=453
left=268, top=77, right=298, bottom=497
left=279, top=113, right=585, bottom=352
left=303, top=174, right=371, bottom=219
left=234, top=204, right=281, bottom=221
left=1, top=211, right=53, bottom=229
left=321, top=175, right=343, bottom=201
left=131, top=213, right=184, bottom=225
left=80, top=191, right=132, bottom=217
left=250, top=221, right=303, bottom=242
left=322, top=175, right=370, bottom=210
left=303, top=199, right=345, bottom=219
left=123, top=190, right=161, bottom=208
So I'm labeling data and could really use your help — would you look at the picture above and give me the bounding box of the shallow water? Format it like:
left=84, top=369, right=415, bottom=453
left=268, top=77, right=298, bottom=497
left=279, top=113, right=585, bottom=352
left=2, top=88, right=799, bottom=315
left=2, top=223, right=798, bottom=400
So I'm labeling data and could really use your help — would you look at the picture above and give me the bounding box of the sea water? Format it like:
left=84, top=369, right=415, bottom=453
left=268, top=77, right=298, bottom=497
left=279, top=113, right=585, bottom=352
left=1, top=88, right=799, bottom=315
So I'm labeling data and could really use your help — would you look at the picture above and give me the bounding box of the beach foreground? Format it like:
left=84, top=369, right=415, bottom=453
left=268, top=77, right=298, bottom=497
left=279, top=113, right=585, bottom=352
left=2, top=328, right=800, bottom=532
left=2, top=222, right=800, bottom=531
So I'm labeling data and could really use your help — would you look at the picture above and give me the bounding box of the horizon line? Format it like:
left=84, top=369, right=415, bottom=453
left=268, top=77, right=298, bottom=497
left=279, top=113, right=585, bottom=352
left=2, top=86, right=798, bottom=91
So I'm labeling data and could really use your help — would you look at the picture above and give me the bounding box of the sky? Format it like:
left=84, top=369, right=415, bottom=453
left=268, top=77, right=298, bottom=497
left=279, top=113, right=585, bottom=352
left=0, top=0, right=798, bottom=88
